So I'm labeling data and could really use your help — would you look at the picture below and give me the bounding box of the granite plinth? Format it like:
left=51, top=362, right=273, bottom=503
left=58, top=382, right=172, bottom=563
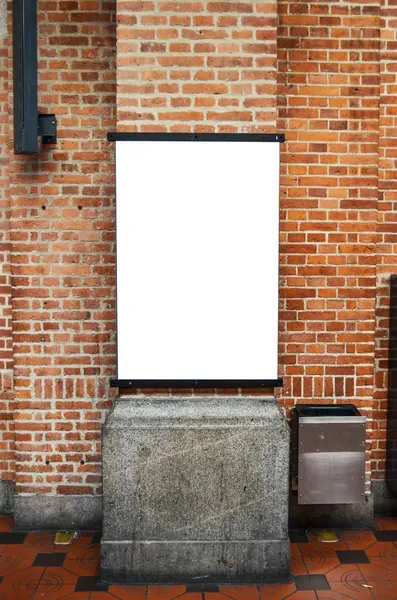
left=101, top=395, right=290, bottom=584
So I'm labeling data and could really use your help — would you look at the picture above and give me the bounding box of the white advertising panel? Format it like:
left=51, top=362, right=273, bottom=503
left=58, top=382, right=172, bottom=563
left=114, top=134, right=282, bottom=385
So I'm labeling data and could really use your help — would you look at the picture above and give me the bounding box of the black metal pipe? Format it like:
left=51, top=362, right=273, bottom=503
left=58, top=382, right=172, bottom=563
left=12, top=0, right=38, bottom=154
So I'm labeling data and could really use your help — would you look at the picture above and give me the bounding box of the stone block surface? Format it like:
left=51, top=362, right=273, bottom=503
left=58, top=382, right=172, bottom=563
left=14, top=495, right=102, bottom=530
left=101, top=395, right=290, bottom=583
left=101, top=540, right=290, bottom=584
left=0, top=481, right=15, bottom=514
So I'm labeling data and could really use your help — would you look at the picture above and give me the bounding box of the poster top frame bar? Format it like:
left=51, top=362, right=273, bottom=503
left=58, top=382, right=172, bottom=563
left=107, top=132, right=285, bottom=143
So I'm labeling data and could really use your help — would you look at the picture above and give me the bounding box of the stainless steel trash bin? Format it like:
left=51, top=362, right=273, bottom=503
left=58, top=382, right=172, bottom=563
left=293, top=404, right=366, bottom=505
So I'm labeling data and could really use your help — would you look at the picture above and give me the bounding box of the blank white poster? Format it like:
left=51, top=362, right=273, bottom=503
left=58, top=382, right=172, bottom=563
left=115, top=138, right=280, bottom=381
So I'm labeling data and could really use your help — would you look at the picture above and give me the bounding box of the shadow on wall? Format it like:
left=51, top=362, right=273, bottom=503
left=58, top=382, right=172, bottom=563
left=386, top=275, right=397, bottom=497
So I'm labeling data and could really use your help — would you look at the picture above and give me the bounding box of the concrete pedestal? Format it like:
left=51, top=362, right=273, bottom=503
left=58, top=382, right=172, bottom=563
left=101, top=396, right=290, bottom=584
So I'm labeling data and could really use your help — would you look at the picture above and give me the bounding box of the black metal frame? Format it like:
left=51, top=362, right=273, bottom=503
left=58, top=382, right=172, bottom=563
left=38, top=114, right=57, bottom=145
left=108, top=131, right=285, bottom=391
left=108, top=132, right=285, bottom=143
left=13, top=0, right=38, bottom=154
left=12, top=0, right=57, bottom=154
left=111, top=379, right=283, bottom=389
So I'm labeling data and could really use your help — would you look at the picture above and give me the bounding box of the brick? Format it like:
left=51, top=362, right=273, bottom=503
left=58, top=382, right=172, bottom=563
left=207, top=3, right=253, bottom=13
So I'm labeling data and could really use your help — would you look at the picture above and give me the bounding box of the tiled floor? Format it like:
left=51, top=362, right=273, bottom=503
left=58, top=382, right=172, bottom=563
left=1, top=516, right=397, bottom=599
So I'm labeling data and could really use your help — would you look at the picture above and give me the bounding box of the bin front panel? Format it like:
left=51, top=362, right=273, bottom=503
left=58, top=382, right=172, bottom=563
left=298, top=420, right=366, bottom=504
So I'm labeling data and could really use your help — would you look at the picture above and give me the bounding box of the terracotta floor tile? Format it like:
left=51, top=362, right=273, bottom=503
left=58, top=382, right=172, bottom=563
left=91, top=594, right=119, bottom=600
left=360, top=561, right=397, bottom=578
left=297, top=542, right=342, bottom=556
left=328, top=580, right=373, bottom=600
left=0, top=545, right=37, bottom=576
left=52, top=594, right=90, bottom=600
left=375, top=518, right=397, bottom=531
left=281, top=593, right=316, bottom=600
left=291, top=552, right=308, bottom=576
left=65, top=545, right=100, bottom=561
left=108, top=585, right=148, bottom=599
left=303, top=556, right=340, bottom=576
left=299, top=543, right=339, bottom=557
left=219, top=585, right=259, bottom=600
left=317, top=591, right=364, bottom=600
left=63, top=545, right=100, bottom=577
left=63, top=558, right=99, bottom=578
left=359, top=562, right=397, bottom=590
left=325, top=564, right=365, bottom=582
left=299, top=545, right=340, bottom=575
left=25, top=532, right=56, bottom=554
left=365, top=541, right=397, bottom=556
left=338, top=530, right=377, bottom=550
left=366, top=542, right=397, bottom=576
left=259, top=582, right=297, bottom=599
left=2, top=543, right=36, bottom=562
left=0, top=566, right=44, bottom=600
left=0, top=586, right=32, bottom=600
left=305, top=533, right=347, bottom=550
left=363, top=542, right=397, bottom=578
left=180, top=595, right=201, bottom=599
left=34, top=583, right=77, bottom=599
left=0, top=516, right=14, bottom=533
left=0, top=558, right=34, bottom=579
left=298, top=542, right=347, bottom=555
left=147, top=585, right=185, bottom=598
left=0, top=544, right=8, bottom=562
left=40, top=566, right=79, bottom=586
left=368, top=558, right=397, bottom=579
left=359, top=579, right=397, bottom=600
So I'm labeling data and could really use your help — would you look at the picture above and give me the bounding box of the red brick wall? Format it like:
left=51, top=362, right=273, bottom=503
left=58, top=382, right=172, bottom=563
left=2, top=0, right=397, bottom=497
left=277, top=1, right=380, bottom=487
left=373, top=0, right=397, bottom=480
left=0, top=1, right=15, bottom=483
left=117, top=0, right=278, bottom=132
left=7, top=0, right=117, bottom=495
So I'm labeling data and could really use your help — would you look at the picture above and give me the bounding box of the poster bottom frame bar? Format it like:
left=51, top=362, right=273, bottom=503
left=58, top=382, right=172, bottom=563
left=110, top=378, right=283, bottom=389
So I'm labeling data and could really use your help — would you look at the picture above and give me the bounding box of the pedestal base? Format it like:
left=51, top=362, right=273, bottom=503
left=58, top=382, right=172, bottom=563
left=101, top=540, right=290, bottom=584
left=101, top=396, right=290, bottom=584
